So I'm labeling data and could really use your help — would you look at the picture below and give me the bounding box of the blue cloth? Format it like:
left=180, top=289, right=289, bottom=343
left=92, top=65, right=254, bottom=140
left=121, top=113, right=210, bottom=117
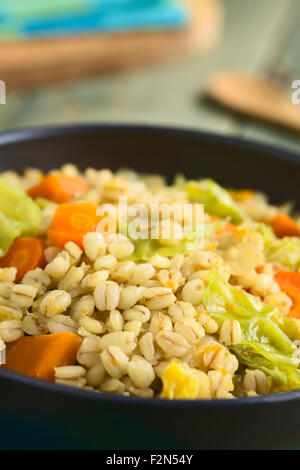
left=0, top=0, right=189, bottom=39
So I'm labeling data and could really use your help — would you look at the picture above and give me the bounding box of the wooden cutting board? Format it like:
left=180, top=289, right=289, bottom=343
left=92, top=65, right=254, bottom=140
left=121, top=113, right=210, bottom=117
left=0, top=0, right=223, bottom=89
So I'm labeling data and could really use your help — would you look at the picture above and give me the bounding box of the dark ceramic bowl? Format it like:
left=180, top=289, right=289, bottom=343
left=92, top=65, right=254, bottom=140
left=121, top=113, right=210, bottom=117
left=0, top=125, right=300, bottom=450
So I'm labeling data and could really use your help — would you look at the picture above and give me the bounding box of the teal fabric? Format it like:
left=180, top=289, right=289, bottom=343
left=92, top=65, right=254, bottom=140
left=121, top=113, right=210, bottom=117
left=0, top=0, right=189, bottom=39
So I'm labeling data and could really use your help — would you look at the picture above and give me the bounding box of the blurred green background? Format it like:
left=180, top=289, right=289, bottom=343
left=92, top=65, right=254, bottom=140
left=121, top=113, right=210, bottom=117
left=0, top=0, right=299, bottom=153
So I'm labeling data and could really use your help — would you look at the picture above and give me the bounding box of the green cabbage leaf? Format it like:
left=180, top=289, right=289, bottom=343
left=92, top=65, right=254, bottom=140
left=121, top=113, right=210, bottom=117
left=203, top=270, right=300, bottom=390
left=0, top=178, right=42, bottom=256
left=186, top=179, right=246, bottom=224
left=258, top=223, right=300, bottom=270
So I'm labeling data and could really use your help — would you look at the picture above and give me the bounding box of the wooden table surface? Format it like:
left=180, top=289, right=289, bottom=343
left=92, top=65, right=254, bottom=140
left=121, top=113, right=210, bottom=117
left=0, top=0, right=299, bottom=155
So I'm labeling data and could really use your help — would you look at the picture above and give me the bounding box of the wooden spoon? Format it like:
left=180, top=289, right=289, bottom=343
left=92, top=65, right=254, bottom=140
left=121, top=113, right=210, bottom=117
left=206, top=72, right=300, bottom=133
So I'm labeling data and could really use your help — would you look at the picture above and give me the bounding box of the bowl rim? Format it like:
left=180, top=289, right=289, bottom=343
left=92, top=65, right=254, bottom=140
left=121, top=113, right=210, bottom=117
left=1, top=366, right=300, bottom=408
left=0, top=122, right=300, bottom=409
left=0, top=122, right=299, bottom=163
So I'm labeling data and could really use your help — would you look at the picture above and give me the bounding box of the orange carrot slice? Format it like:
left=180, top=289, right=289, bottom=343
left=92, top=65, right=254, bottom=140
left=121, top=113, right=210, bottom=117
left=3, top=333, right=82, bottom=382
left=208, top=215, right=220, bottom=222
left=208, top=215, right=239, bottom=236
left=256, top=265, right=265, bottom=274
left=274, top=270, right=300, bottom=318
left=27, top=174, right=89, bottom=204
left=228, top=189, right=254, bottom=201
left=0, top=237, right=46, bottom=283
left=215, top=222, right=238, bottom=236
left=47, top=202, right=103, bottom=249
left=270, top=213, right=300, bottom=238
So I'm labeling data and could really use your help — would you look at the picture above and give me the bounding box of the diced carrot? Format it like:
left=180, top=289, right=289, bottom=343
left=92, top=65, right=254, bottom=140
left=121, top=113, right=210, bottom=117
left=228, top=189, right=254, bottom=201
left=0, top=237, right=46, bottom=283
left=274, top=270, right=300, bottom=318
left=207, top=215, right=237, bottom=236
left=27, top=174, right=89, bottom=204
left=208, top=215, right=220, bottom=222
left=208, top=215, right=240, bottom=236
left=47, top=202, right=104, bottom=249
left=256, top=265, right=265, bottom=274
left=215, top=222, right=238, bottom=236
left=3, top=333, right=82, bottom=382
left=270, top=213, right=300, bottom=238
left=275, top=270, right=300, bottom=291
